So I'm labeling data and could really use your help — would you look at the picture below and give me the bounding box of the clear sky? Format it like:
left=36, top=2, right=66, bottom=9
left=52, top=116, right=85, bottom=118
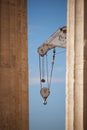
left=28, top=0, right=67, bottom=130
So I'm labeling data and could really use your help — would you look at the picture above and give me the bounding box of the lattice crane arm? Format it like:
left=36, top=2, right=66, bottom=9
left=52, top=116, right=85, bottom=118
left=38, top=26, right=66, bottom=56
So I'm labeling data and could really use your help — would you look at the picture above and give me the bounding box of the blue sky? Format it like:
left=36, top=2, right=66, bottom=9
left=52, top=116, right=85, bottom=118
left=28, top=0, right=66, bottom=130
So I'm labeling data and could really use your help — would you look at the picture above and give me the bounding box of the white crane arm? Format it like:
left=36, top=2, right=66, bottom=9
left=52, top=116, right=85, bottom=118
left=38, top=26, right=66, bottom=56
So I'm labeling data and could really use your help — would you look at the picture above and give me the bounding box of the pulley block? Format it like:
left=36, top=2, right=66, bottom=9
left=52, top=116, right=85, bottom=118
left=40, top=87, right=50, bottom=105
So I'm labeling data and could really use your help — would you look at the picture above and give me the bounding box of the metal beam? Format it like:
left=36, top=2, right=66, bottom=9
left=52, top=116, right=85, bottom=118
left=38, top=26, right=66, bottom=56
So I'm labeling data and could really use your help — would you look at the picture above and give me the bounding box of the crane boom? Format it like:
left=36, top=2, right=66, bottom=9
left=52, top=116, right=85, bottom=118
left=38, top=26, right=66, bottom=56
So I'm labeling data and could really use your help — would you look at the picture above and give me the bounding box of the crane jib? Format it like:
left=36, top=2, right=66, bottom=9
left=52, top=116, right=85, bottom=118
left=38, top=26, right=66, bottom=57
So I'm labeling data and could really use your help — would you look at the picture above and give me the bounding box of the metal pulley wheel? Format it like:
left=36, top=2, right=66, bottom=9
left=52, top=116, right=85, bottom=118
left=40, top=87, right=50, bottom=105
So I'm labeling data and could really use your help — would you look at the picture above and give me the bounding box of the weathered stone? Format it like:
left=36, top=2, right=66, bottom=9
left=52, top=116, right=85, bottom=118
left=66, top=0, right=87, bottom=130
left=0, top=0, right=29, bottom=130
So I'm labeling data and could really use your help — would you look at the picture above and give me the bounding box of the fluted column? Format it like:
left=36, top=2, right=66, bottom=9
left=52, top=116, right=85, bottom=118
left=66, top=0, right=87, bottom=130
left=0, top=0, right=29, bottom=130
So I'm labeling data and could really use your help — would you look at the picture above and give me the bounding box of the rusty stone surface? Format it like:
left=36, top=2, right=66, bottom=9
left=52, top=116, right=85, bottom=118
left=0, top=0, right=29, bottom=130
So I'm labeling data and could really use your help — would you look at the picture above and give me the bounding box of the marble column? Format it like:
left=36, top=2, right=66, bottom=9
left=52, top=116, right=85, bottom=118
left=66, top=0, right=87, bottom=130
left=0, top=0, right=29, bottom=130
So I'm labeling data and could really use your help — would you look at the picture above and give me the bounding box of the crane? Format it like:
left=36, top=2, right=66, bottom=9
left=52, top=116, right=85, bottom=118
left=37, top=26, right=66, bottom=105
left=38, top=26, right=66, bottom=57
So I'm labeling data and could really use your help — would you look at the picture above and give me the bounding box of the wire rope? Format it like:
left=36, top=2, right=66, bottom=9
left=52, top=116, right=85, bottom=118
left=46, top=54, right=49, bottom=88
left=39, top=49, right=65, bottom=89
left=42, top=56, right=45, bottom=79
left=39, top=55, right=42, bottom=88
left=49, top=48, right=56, bottom=89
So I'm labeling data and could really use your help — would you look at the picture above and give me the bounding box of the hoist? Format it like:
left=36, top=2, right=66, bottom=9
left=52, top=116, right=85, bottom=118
left=37, top=26, right=66, bottom=105
left=39, top=48, right=56, bottom=105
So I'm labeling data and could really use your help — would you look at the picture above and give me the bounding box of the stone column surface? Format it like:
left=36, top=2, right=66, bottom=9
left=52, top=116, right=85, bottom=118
left=66, top=0, right=87, bottom=130
left=0, top=0, right=29, bottom=130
